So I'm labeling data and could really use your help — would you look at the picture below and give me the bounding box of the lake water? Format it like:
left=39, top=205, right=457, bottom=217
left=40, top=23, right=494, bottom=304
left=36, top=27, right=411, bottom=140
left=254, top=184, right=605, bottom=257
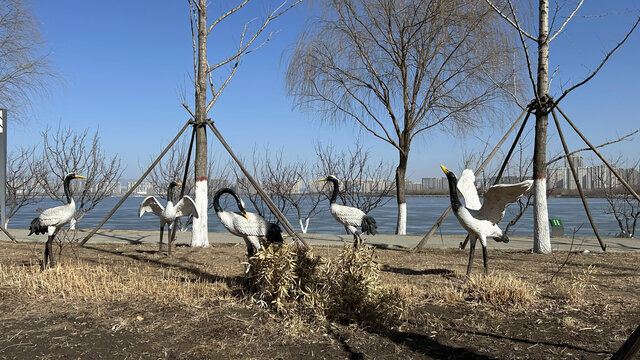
left=7, top=196, right=626, bottom=238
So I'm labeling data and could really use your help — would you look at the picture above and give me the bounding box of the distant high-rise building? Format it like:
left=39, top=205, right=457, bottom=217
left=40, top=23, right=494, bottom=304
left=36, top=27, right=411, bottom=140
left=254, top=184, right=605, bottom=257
left=565, top=154, right=584, bottom=168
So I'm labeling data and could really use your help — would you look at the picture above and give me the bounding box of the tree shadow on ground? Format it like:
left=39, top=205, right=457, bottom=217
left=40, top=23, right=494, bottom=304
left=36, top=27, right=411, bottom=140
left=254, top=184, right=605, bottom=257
left=381, top=266, right=454, bottom=276
left=83, top=245, right=244, bottom=292
left=461, top=329, right=613, bottom=356
left=368, top=328, right=498, bottom=359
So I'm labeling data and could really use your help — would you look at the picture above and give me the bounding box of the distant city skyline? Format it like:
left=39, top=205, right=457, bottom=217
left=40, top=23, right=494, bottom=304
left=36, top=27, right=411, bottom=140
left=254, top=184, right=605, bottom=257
left=7, top=1, right=640, bottom=182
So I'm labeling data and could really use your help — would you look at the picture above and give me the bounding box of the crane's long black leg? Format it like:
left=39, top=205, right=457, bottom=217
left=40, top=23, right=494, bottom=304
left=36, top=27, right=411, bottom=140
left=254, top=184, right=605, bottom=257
left=43, top=235, right=54, bottom=270
left=353, top=232, right=362, bottom=248
left=158, top=225, right=164, bottom=252
left=466, top=236, right=477, bottom=277
left=43, top=236, right=50, bottom=270
left=168, top=223, right=174, bottom=256
left=482, top=244, right=488, bottom=276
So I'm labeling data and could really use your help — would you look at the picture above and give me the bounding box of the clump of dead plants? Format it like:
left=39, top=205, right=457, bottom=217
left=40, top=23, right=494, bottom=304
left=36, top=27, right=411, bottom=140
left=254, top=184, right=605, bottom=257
left=246, top=243, right=404, bottom=327
left=461, top=273, right=538, bottom=308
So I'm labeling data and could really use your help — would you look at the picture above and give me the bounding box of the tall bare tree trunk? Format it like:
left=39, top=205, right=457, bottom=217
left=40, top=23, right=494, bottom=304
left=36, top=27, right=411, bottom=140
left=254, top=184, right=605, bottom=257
left=532, top=0, right=551, bottom=253
left=395, top=142, right=409, bottom=235
left=191, top=0, right=209, bottom=248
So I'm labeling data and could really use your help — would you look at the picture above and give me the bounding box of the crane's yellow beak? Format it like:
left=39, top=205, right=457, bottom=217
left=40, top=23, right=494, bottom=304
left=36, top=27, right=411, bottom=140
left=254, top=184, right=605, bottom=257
left=318, top=177, right=327, bottom=182
left=176, top=182, right=182, bottom=186
left=440, top=165, right=450, bottom=174
left=242, top=211, right=249, bottom=220
left=75, top=175, right=87, bottom=179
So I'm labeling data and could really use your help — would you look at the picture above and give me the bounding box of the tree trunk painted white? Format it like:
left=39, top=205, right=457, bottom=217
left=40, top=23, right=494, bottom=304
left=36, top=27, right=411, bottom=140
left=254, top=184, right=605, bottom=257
left=298, top=218, right=310, bottom=234
left=3, top=219, right=8, bottom=228
left=396, top=202, right=407, bottom=235
left=190, top=179, right=209, bottom=247
left=533, top=178, right=551, bottom=253
left=532, top=0, right=551, bottom=253
left=395, top=147, right=409, bottom=235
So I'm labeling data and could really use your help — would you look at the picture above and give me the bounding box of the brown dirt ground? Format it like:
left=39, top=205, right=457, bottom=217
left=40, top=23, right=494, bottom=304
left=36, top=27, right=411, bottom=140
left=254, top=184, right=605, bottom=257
left=0, top=240, right=638, bottom=359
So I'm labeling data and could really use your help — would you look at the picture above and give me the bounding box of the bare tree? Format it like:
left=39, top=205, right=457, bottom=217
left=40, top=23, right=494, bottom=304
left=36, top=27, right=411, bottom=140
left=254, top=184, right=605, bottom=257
left=6, top=146, right=39, bottom=227
left=594, top=157, right=640, bottom=238
left=287, top=161, right=325, bottom=234
left=37, top=125, right=123, bottom=229
left=485, top=0, right=640, bottom=253
left=315, top=142, right=394, bottom=215
left=0, top=0, right=56, bottom=120
left=232, top=148, right=300, bottom=221
left=231, top=148, right=326, bottom=233
left=182, top=0, right=301, bottom=247
left=286, top=0, right=517, bottom=234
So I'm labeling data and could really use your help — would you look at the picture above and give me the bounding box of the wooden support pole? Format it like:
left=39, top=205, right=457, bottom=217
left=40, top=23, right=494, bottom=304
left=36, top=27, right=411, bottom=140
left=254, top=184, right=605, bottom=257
left=0, top=224, right=17, bottom=243
left=414, top=108, right=529, bottom=251
left=612, top=324, right=640, bottom=360
left=552, top=109, right=606, bottom=251
left=168, top=124, right=197, bottom=255
left=557, top=105, right=640, bottom=203
left=460, top=110, right=533, bottom=249
left=206, top=121, right=311, bottom=250
left=80, top=121, right=192, bottom=246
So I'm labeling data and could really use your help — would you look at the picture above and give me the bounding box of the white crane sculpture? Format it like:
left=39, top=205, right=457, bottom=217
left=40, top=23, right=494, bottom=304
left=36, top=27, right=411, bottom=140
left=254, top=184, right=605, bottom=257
left=28, top=172, right=86, bottom=269
left=213, top=187, right=283, bottom=258
left=139, top=181, right=199, bottom=252
left=440, top=165, right=532, bottom=276
left=319, top=175, right=377, bottom=247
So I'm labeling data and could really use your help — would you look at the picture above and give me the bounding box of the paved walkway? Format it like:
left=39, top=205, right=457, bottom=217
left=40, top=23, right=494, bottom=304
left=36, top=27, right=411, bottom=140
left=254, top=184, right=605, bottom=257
left=4, top=228, right=639, bottom=252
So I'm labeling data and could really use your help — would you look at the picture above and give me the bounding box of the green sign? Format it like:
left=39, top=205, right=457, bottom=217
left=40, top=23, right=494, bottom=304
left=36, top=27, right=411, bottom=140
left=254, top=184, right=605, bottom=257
left=550, top=218, right=563, bottom=227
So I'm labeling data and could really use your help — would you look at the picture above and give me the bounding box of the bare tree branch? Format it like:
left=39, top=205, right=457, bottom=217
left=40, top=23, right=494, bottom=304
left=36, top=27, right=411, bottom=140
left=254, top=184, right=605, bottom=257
left=548, top=0, right=584, bottom=42
left=5, top=146, right=39, bottom=227
left=553, top=15, right=640, bottom=106
left=37, top=124, right=124, bottom=229
left=546, top=129, right=640, bottom=166
left=484, top=0, right=536, bottom=40
left=0, top=0, right=57, bottom=121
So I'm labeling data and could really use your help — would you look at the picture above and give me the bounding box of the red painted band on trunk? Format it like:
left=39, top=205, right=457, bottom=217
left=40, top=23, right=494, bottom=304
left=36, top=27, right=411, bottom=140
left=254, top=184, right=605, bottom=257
left=533, top=174, right=546, bottom=180
left=195, top=176, right=208, bottom=182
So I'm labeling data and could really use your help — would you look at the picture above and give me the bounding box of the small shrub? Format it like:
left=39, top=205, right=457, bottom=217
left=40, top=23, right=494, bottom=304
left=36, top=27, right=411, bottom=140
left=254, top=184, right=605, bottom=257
left=246, top=244, right=404, bottom=327
left=325, top=245, right=404, bottom=326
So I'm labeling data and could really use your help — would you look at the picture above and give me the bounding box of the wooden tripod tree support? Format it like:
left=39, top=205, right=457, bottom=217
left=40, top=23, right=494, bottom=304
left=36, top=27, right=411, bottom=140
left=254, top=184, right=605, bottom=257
left=167, top=125, right=197, bottom=255
left=79, top=120, right=192, bottom=246
left=612, top=323, right=640, bottom=360
left=206, top=120, right=311, bottom=250
left=0, top=224, right=17, bottom=243
left=551, top=108, right=606, bottom=251
left=414, top=107, right=530, bottom=251
left=556, top=106, right=640, bottom=204
left=458, top=108, right=533, bottom=250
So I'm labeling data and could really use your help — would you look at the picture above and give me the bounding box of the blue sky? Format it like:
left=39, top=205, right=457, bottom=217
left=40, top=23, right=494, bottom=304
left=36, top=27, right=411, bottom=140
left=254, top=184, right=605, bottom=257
left=11, top=1, right=640, bottom=180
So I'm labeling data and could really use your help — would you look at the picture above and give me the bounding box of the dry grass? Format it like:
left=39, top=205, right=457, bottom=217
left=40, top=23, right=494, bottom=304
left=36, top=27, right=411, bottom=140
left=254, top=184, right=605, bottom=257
left=554, top=264, right=598, bottom=305
left=460, top=273, right=538, bottom=307
left=0, top=242, right=638, bottom=359
left=0, top=260, right=231, bottom=307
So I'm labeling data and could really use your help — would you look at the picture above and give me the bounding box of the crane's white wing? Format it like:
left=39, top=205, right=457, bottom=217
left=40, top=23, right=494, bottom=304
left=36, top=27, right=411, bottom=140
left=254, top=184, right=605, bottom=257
left=233, top=212, right=270, bottom=237
left=139, top=196, right=164, bottom=218
left=330, top=203, right=366, bottom=227
left=479, top=180, right=533, bottom=223
left=39, top=202, right=75, bottom=227
left=457, top=169, right=481, bottom=211
left=174, top=196, right=199, bottom=219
